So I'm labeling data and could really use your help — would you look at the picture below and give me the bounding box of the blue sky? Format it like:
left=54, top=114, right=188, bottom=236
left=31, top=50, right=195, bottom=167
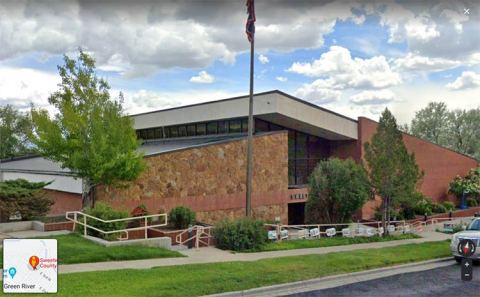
left=0, top=0, right=479, bottom=123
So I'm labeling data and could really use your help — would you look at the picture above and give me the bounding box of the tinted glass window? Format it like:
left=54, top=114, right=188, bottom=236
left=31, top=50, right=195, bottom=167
left=207, top=122, right=218, bottom=134
left=241, top=118, right=249, bottom=132
left=164, top=127, right=171, bottom=138
left=218, top=121, right=228, bottom=134
left=187, top=125, right=196, bottom=136
left=178, top=126, right=187, bottom=137
left=170, top=126, right=178, bottom=138
left=154, top=128, right=163, bottom=139
left=196, top=123, right=206, bottom=135
left=229, top=119, right=241, bottom=133
left=147, top=129, right=155, bottom=139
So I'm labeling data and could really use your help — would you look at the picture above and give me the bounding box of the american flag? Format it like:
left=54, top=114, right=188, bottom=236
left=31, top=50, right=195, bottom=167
left=245, top=0, right=255, bottom=42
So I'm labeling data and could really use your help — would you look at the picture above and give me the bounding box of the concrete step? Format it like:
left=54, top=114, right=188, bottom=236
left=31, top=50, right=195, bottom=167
left=170, top=244, right=189, bottom=251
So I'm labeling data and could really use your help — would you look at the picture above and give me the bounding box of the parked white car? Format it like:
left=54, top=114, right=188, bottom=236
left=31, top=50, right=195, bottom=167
left=450, top=218, right=480, bottom=263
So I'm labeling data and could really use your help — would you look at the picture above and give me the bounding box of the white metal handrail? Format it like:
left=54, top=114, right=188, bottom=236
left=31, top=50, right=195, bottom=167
left=65, top=211, right=168, bottom=240
left=175, top=225, right=214, bottom=249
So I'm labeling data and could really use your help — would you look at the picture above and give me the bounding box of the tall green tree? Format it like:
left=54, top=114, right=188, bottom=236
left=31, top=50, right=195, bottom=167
left=410, top=102, right=480, bottom=160
left=30, top=50, right=145, bottom=207
left=410, top=102, right=450, bottom=146
left=365, top=108, right=423, bottom=234
left=0, top=105, right=35, bottom=159
left=305, top=158, right=372, bottom=224
left=448, top=109, right=480, bottom=160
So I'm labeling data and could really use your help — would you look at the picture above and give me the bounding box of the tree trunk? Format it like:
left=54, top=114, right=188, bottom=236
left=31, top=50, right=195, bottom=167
left=383, top=196, right=388, bottom=236
left=81, top=178, right=95, bottom=209
left=386, top=196, right=391, bottom=236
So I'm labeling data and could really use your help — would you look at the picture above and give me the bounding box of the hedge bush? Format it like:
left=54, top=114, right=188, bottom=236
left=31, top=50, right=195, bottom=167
left=82, top=202, right=129, bottom=240
left=467, top=198, right=478, bottom=207
left=413, top=198, right=433, bottom=216
left=169, top=206, right=196, bottom=229
left=432, top=203, right=447, bottom=214
left=441, top=201, right=455, bottom=211
left=214, top=218, right=267, bottom=251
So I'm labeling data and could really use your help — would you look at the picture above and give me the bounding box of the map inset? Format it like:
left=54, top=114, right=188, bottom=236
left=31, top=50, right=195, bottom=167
left=3, top=239, right=57, bottom=293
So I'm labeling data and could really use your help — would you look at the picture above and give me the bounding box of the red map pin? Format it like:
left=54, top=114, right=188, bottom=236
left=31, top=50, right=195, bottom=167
left=29, top=255, right=39, bottom=270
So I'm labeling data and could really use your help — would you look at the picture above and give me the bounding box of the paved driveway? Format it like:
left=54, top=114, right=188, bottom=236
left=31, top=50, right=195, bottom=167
left=282, top=264, right=480, bottom=297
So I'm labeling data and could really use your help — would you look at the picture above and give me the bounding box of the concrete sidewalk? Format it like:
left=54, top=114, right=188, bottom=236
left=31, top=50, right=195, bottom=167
left=58, top=231, right=451, bottom=274
left=203, top=257, right=455, bottom=297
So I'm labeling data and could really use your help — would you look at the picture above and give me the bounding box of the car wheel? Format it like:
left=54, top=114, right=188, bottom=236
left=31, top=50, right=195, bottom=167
left=455, top=256, right=462, bottom=263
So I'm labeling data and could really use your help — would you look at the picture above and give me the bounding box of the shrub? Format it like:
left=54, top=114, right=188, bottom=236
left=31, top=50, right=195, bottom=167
left=83, top=202, right=129, bottom=240
left=413, top=197, right=433, bottom=216
left=306, top=158, right=372, bottom=224
left=169, top=206, right=196, bottom=229
left=400, top=207, right=416, bottom=220
left=0, top=179, right=54, bottom=222
left=432, top=203, right=447, bottom=214
left=441, top=201, right=455, bottom=211
left=214, top=218, right=267, bottom=251
left=467, top=198, right=478, bottom=207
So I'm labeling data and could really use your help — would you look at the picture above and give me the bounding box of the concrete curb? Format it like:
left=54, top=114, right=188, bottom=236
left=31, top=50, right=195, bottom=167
left=203, top=257, right=454, bottom=297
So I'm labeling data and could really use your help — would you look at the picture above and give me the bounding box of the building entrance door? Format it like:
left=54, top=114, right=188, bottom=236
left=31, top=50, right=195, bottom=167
left=288, top=202, right=305, bottom=225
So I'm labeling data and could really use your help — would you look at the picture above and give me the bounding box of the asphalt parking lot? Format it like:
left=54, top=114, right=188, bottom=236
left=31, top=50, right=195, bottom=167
left=282, top=264, right=480, bottom=297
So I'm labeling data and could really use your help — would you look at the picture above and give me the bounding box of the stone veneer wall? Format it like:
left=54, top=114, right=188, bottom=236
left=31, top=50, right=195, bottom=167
left=95, top=132, right=289, bottom=224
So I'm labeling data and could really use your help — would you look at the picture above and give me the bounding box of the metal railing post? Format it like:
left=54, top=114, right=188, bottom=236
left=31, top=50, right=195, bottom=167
left=83, top=215, right=87, bottom=236
left=73, top=212, right=77, bottom=232
left=144, top=217, right=148, bottom=239
left=195, top=227, right=200, bottom=249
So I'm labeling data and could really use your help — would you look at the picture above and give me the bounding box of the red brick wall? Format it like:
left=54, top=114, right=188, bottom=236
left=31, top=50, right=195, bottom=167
left=44, top=190, right=82, bottom=216
left=358, top=117, right=479, bottom=218
left=329, top=139, right=361, bottom=161
left=44, top=221, right=74, bottom=231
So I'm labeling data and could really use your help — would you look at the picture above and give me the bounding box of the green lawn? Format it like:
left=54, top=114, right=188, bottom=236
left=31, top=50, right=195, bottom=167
left=0, top=233, right=183, bottom=266
left=2, top=240, right=451, bottom=297
left=256, top=233, right=421, bottom=252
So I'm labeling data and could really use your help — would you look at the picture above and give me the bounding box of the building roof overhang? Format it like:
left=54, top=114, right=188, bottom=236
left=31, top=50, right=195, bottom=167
left=131, top=90, right=358, bottom=141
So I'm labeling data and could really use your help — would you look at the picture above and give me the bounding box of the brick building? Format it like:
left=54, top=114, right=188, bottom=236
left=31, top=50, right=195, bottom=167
left=1, top=90, right=478, bottom=223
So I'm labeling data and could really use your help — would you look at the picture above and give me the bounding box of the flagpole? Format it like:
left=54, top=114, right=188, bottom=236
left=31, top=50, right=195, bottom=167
left=246, top=35, right=254, bottom=217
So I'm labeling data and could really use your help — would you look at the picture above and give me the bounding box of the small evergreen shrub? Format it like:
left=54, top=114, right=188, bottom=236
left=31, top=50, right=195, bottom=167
left=214, top=218, right=267, bottom=251
left=82, top=202, right=129, bottom=240
left=0, top=179, right=54, bottom=222
left=441, top=201, right=455, bottom=211
left=400, top=207, right=416, bottom=220
left=467, top=198, right=478, bottom=207
left=169, top=206, right=196, bottom=229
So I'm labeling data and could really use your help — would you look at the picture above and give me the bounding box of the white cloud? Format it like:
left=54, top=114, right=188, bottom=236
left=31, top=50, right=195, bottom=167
left=121, top=89, right=241, bottom=115
left=446, top=71, right=480, bottom=90
left=294, top=79, right=341, bottom=104
left=393, top=52, right=460, bottom=72
left=276, top=76, right=287, bottom=82
left=0, top=1, right=368, bottom=77
left=288, top=46, right=401, bottom=89
left=0, top=67, right=59, bottom=111
left=350, top=89, right=396, bottom=105
left=404, top=14, right=440, bottom=42
left=189, top=71, right=215, bottom=84
left=258, top=54, right=269, bottom=64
